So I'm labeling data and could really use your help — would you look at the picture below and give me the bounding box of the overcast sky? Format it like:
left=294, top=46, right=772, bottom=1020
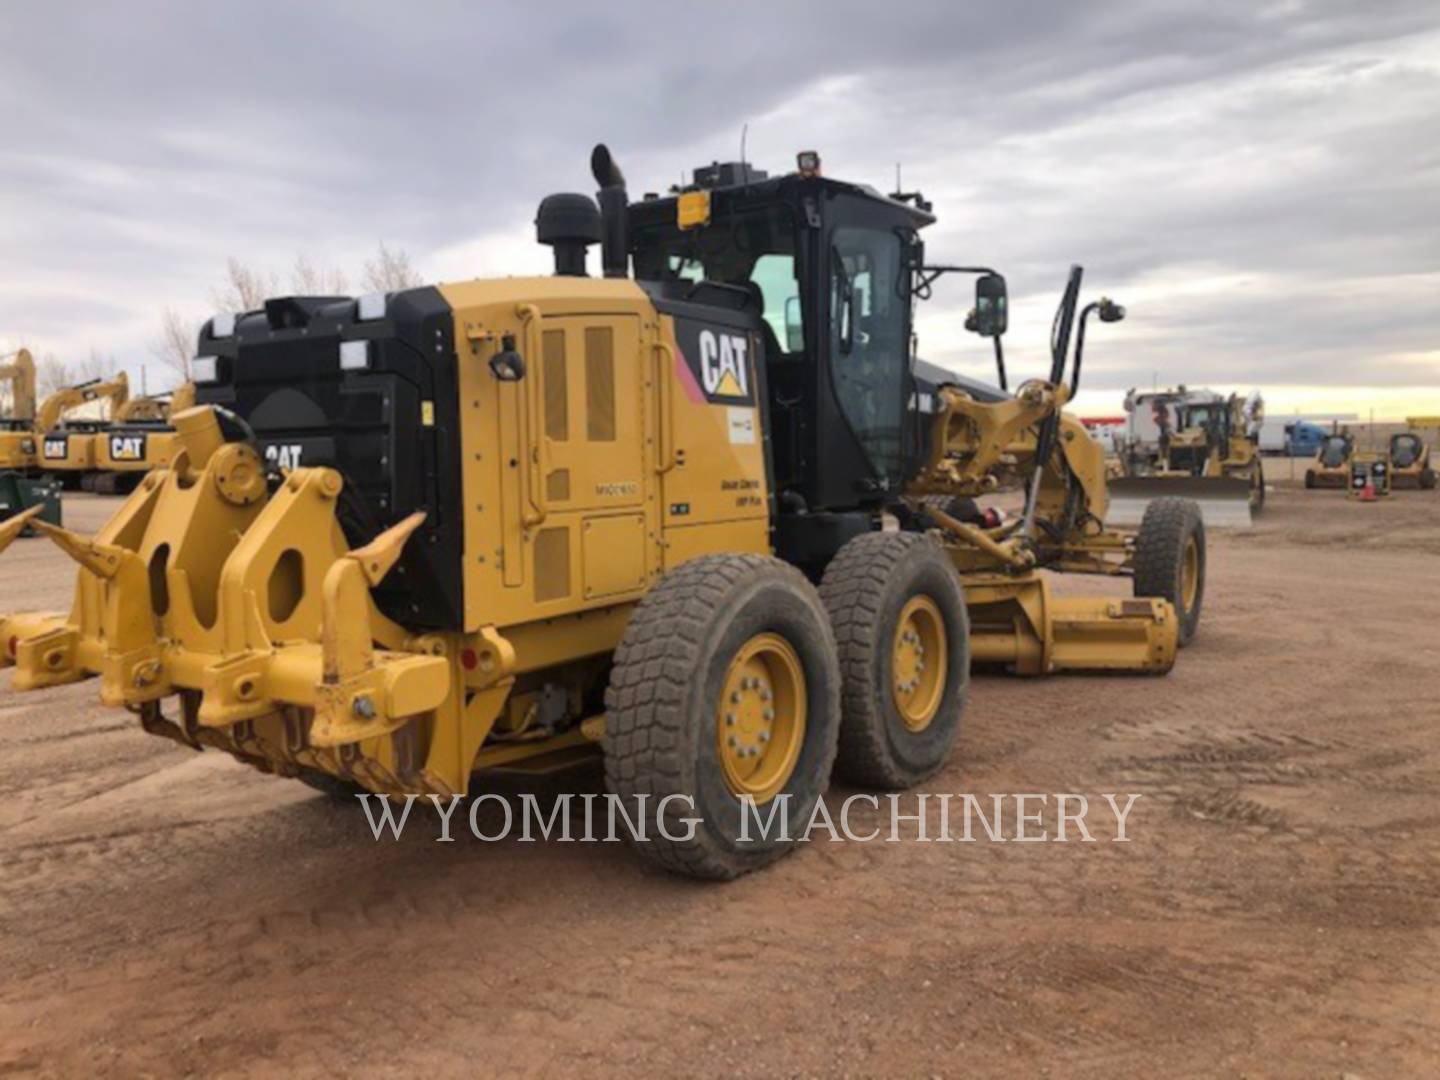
left=2, top=1, right=1437, bottom=418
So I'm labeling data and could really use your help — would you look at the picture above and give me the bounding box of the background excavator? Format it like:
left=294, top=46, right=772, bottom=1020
left=37, top=372, right=131, bottom=488
left=90, top=383, right=198, bottom=493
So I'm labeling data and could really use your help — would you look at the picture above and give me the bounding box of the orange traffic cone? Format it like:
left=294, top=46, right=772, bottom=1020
left=1359, top=482, right=1377, bottom=502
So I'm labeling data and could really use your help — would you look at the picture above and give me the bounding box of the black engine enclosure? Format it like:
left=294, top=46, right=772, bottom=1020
left=194, top=289, right=464, bottom=630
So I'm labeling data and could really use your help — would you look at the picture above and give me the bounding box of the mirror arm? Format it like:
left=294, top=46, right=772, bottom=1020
left=993, top=337, right=1007, bottom=393
left=1071, top=302, right=1099, bottom=397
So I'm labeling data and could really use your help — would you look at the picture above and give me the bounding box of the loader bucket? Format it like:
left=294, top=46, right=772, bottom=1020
left=1106, top=475, right=1254, bottom=528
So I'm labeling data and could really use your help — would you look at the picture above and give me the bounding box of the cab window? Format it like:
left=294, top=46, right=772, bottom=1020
left=829, top=226, right=906, bottom=480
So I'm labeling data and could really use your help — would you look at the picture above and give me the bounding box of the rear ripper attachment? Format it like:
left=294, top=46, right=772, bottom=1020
left=0, top=404, right=476, bottom=795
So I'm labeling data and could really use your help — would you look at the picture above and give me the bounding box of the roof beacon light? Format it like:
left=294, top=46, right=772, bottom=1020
left=797, top=150, right=822, bottom=178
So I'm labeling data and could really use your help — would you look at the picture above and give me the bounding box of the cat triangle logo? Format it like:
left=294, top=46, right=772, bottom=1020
left=697, top=329, right=750, bottom=401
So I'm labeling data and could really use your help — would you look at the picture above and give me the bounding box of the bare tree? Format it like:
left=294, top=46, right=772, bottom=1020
left=210, top=257, right=278, bottom=314
left=362, top=242, right=422, bottom=292
left=151, top=307, right=199, bottom=382
left=292, top=253, right=349, bottom=295
left=37, top=350, right=118, bottom=398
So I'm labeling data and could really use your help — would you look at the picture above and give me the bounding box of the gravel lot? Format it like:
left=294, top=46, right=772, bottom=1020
left=1, top=486, right=1437, bottom=1076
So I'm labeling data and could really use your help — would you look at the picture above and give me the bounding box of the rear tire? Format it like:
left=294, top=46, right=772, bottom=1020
left=1304, top=469, right=1316, bottom=490
left=1250, top=460, right=1266, bottom=512
left=1421, top=468, right=1437, bottom=491
left=1134, top=496, right=1205, bottom=647
left=819, top=532, right=970, bottom=789
left=603, top=554, right=840, bottom=880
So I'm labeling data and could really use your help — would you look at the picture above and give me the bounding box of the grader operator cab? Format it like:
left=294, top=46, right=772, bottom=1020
left=0, top=145, right=1204, bottom=879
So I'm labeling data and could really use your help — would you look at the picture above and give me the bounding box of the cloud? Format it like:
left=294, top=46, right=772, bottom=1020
left=0, top=0, right=1436, bottom=415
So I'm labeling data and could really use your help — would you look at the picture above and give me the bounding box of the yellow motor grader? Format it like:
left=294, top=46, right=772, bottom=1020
left=0, top=349, right=39, bottom=471
left=1113, top=388, right=1265, bottom=525
left=37, top=372, right=130, bottom=487
left=90, top=383, right=198, bottom=493
left=0, top=146, right=1202, bottom=879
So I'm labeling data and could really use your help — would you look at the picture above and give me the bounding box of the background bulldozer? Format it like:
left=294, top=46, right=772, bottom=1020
left=1112, top=387, right=1265, bottom=526
left=0, top=145, right=1202, bottom=879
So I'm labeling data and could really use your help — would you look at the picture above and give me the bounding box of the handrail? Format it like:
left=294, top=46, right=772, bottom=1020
left=515, top=304, right=547, bottom=527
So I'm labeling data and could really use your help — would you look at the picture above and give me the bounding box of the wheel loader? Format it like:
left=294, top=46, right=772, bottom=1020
left=89, top=383, right=197, bottom=493
left=0, top=146, right=1203, bottom=879
left=0, top=349, right=39, bottom=472
left=1304, top=432, right=1352, bottom=489
left=1111, top=388, right=1265, bottom=526
left=36, top=372, right=130, bottom=488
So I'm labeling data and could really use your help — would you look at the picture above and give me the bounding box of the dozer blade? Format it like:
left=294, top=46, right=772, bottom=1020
left=1106, top=475, right=1253, bottom=528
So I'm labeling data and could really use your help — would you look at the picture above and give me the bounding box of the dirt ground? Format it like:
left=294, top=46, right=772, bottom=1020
left=1, top=486, right=1438, bottom=1077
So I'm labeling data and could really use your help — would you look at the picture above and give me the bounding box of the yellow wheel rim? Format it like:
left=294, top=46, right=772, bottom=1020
left=716, top=633, right=806, bottom=804
left=891, top=596, right=947, bottom=732
left=1181, top=536, right=1199, bottom=612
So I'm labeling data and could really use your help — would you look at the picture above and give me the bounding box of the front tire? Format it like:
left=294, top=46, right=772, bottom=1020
left=603, top=554, right=840, bottom=880
left=1134, top=497, right=1206, bottom=646
left=819, top=532, right=970, bottom=789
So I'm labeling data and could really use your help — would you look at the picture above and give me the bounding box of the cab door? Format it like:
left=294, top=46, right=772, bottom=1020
left=811, top=194, right=915, bottom=508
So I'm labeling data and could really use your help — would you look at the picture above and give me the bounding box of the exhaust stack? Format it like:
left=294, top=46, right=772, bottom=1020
left=591, top=144, right=629, bottom=278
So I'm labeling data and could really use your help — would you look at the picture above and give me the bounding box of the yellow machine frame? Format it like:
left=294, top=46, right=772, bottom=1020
left=38, top=372, right=130, bottom=478
left=0, top=349, right=39, bottom=471
left=1, top=277, right=1179, bottom=799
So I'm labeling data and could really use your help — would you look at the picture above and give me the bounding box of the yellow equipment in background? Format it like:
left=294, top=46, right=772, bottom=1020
left=1111, top=389, right=1265, bottom=526
left=37, top=372, right=130, bottom=486
left=1387, top=432, right=1435, bottom=490
left=92, top=383, right=197, bottom=492
left=1304, top=431, right=1352, bottom=489
left=0, top=146, right=1203, bottom=879
left=0, top=349, right=39, bottom=471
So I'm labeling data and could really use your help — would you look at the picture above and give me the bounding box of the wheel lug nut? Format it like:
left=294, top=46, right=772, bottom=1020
left=731, top=691, right=742, bottom=703
left=725, top=713, right=736, bottom=727
left=759, top=731, right=770, bottom=743
left=728, top=735, right=738, bottom=748
left=763, top=708, right=775, bottom=721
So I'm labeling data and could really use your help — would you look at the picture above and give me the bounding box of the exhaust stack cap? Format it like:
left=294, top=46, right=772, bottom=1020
left=536, top=193, right=602, bottom=277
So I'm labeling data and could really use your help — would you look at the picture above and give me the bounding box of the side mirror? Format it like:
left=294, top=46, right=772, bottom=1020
left=784, top=296, right=804, bottom=352
left=971, top=272, right=1008, bottom=337
left=1098, top=298, right=1126, bottom=323
left=489, top=335, right=526, bottom=382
